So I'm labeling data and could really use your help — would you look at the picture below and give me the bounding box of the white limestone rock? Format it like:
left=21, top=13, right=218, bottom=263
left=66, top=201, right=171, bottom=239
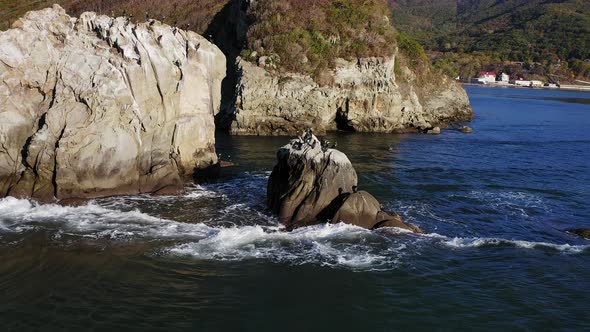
left=230, top=56, right=472, bottom=136
left=0, top=5, right=226, bottom=200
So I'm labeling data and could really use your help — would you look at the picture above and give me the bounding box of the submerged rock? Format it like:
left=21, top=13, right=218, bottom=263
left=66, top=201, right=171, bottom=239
left=427, top=127, right=441, bottom=135
left=567, top=229, right=590, bottom=239
left=267, top=132, right=422, bottom=232
left=0, top=6, right=226, bottom=201
left=459, top=125, right=473, bottom=133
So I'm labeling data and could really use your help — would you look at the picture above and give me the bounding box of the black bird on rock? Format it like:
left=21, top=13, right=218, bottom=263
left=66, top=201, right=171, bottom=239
left=320, top=139, right=337, bottom=151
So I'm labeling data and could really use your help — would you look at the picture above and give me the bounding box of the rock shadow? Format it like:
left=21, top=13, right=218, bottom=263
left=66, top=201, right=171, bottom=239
left=204, top=0, right=251, bottom=129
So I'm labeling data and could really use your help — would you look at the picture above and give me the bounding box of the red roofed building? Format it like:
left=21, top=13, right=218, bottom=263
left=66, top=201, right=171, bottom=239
left=477, top=71, right=497, bottom=83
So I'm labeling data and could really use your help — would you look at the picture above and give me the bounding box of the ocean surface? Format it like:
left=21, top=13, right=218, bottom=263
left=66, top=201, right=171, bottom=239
left=1, top=86, right=589, bottom=330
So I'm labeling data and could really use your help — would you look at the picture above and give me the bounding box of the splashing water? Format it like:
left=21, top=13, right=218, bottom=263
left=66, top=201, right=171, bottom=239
left=1, top=175, right=587, bottom=273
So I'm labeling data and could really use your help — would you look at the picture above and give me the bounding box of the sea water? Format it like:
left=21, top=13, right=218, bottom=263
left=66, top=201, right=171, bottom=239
left=0, top=86, right=589, bottom=330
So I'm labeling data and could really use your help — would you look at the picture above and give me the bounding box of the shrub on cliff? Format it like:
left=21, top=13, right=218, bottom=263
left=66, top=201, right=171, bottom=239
left=242, top=0, right=396, bottom=78
left=396, top=33, right=427, bottom=64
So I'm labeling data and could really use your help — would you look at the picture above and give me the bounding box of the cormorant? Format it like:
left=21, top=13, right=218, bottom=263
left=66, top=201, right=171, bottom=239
left=302, top=128, right=313, bottom=142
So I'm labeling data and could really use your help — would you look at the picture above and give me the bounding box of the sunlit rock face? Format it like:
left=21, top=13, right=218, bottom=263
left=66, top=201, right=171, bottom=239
left=0, top=5, right=226, bottom=201
left=267, top=132, right=423, bottom=232
left=230, top=56, right=472, bottom=136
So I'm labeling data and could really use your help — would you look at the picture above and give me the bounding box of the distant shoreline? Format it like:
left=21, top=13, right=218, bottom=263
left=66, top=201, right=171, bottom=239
left=460, top=82, right=590, bottom=92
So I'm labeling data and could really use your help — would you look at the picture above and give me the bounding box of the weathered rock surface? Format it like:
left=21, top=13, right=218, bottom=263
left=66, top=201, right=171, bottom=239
left=267, top=132, right=422, bottom=232
left=267, top=133, right=357, bottom=228
left=0, top=6, right=226, bottom=201
left=229, top=56, right=472, bottom=136
left=330, top=191, right=422, bottom=232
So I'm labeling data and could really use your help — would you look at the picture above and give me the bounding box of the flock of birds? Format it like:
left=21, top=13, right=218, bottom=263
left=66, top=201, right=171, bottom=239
left=297, top=129, right=337, bottom=152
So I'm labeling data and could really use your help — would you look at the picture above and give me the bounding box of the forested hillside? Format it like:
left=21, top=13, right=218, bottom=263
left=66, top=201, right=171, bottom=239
left=390, top=0, right=590, bottom=81
left=4, top=0, right=586, bottom=81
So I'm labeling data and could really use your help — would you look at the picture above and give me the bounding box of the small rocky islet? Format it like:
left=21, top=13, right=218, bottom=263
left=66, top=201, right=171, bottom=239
left=267, top=130, right=422, bottom=232
left=0, top=5, right=472, bottom=231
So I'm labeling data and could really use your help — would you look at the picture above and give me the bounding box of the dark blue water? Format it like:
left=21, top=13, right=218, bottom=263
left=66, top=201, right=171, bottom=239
left=0, top=86, right=589, bottom=330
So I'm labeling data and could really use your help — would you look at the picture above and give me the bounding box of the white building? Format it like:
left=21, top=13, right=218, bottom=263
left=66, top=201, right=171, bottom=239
left=511, top=80, right=543, bottom=87
left=512, top=80, right=531, bottom=87
left=499, top=73, right=510, bottom=82
left=476, top=71, right=497, bottom=84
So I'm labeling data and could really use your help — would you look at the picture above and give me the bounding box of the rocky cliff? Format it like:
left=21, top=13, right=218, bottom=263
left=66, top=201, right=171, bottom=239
left=231, top=56, right=472, bottom=135
left=205, top=0, right=473, bottom=136
left=0, top=5, right=226, bottom=201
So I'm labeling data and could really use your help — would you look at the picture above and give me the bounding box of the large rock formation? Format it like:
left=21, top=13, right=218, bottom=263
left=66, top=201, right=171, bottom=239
left=0, top=6, right=226, bottom=201
left=267, top=132, right=422, bottom=232
left=230, top=56, right=472, bottom=136
left=198, top=0, right=472, bottom=136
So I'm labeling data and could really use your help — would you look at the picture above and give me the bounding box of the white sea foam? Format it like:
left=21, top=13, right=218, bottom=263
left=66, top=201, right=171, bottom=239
left=1, top=193, right=587, bottom=271
left=392, top=201, right=458, bottom=225
left=459, top=190, right=552, bottom=218
left=183, top=185, right=220, bottom=199
left=442, top=236, right=589, bottom=253
left=167, top=223, right=404, bottom=270
left=0, top=197, right=212, bottom=240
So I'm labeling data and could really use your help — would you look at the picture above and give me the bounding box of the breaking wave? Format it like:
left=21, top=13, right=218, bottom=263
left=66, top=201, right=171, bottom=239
left=165, top=224, right=589, bottom=270
left=442, top=236, right=589, bottom=253
left=166, top=223, right=410, bottom=270
left=0, top=185, right=587, bottom=271
left=0, top=196, right=213, bottom=240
